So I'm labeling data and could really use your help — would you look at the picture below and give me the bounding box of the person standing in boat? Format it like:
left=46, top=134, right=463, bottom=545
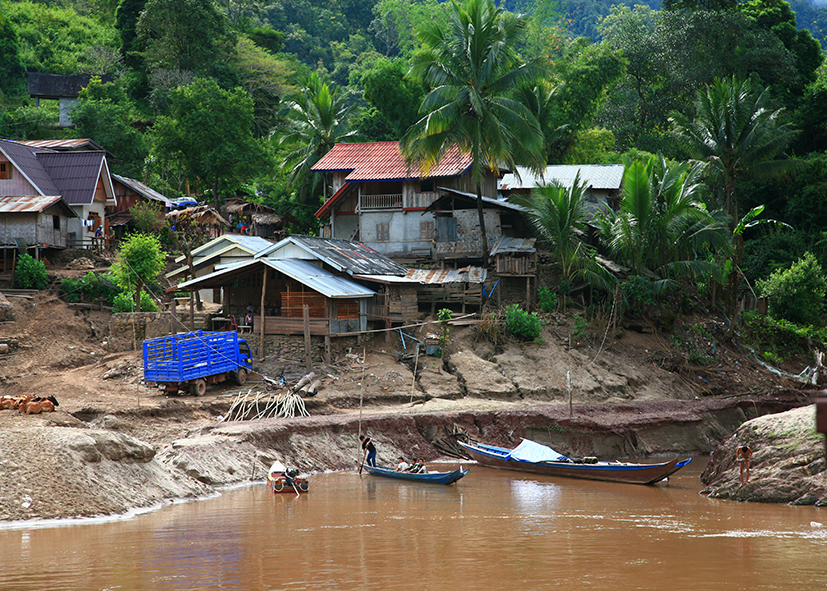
left=736, top=445, right=753, bottom=485
left=360, top=434, right=377, bottom=467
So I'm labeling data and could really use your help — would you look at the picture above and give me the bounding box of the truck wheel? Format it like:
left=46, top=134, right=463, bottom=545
left=190, top=378, right=207, bottom=396
left=234, top=368, right=248, bottom=386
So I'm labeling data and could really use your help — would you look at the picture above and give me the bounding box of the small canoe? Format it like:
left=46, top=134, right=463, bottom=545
left=363, top=464, right=468, bottom=485
left=267, top=461, right=309, bottom=494
left=457, top=439, right=691, bottom=485
left=267, top=474, right=309, bottom=494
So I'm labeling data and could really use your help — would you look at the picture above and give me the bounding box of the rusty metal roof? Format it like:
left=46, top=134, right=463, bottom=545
left=311, top=142, right=472, bottom=181
left=500, top=165, right=625, bottom=191
left=0, top=195, right=77, bottom=216
left=257, top=235, right=408, bottom=277
left=354, top=266, right=487, bottom=285
left=19, top=138, right=106, bottom=152
left=112, top=174, right=171, bottom=206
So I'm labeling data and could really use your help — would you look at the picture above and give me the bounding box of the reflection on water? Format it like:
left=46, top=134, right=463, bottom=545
left=0, top=458, right=826, bottom=590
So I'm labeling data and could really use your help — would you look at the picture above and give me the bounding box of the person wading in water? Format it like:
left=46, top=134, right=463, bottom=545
left=736, top=445, right=753, bottom=485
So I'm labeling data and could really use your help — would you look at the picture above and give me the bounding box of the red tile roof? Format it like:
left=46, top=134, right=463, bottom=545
left=311, top=141, right=472, bottom=181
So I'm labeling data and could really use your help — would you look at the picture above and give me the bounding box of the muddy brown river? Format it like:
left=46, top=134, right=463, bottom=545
left=1, top=458, right=825, bottom=590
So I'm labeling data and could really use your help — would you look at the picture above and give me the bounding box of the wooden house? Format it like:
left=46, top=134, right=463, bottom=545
left=0, top=139, right=113, bottom=252
left=312, top=142, right=500, bottom=261
left=108, top=174, right=173, bottom=235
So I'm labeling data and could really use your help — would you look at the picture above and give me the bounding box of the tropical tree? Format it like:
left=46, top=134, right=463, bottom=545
left=276, top=71, right=361, bottom=205
left=598, top=155, right=733, bottom=290
left=669, top=76, right=798, bottom=223
left=111, top=232, right=165, bottom=312
left=150, top=77, right=269, bottom=207
left=401, top=0, right=546, bottom=268
left=512, top=174, right=616, bottom=306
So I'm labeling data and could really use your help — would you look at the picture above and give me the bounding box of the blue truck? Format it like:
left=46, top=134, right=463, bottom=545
left=143, top=330, right=253, bottom=396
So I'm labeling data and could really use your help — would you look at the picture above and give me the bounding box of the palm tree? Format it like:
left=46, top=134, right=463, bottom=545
left=669, top=76, right=798, bottom=223
left=598, top=154, right=733, bottom=291
left=400, top=0, right=546, bottom=267
left=513, top=174, right=616, bottom=307
left=276, top=72, right=361, bottom=204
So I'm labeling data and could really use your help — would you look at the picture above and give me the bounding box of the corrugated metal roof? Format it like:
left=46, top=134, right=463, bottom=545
left=490, top=236, right=536, bottom=256
left=500, top=165, right=624, bottom=191
left=257, top=235, right=408, bottom=276
left=0, top=195, right=74, bottom=215
left=174, top=258, right=374, bottom=299
left=37, top=151, right=108, bottom=205
left=427, top=188, right=525, bottom=212
left=311, top=141, right=473, bottom=181
left=354, top=266, right=487, bottom=285
left=19, top=138, right=106, bottom=151
left=0, top=140, right=60, bottom=196
left=112, top=174, right=171, bottom=205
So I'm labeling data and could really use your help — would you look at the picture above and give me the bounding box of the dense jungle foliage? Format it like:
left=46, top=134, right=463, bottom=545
left=3, top=0, right=827, bottom=353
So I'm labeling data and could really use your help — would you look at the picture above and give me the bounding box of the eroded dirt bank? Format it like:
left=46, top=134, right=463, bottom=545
left=0, top=390, right=814, bottom=522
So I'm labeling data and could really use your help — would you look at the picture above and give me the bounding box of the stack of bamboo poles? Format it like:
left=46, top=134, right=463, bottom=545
left=226, top=388, right=309, bottom=421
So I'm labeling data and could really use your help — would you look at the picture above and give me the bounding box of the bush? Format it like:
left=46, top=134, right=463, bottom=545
left=113, top=290, right=159, bottom=313
left=621, top=275, right=657, bottom=315
left=60, top=272, right=121, bottom=305
left=504, top=304, right=543, bottom=340
left=756, top=252, right=827, bottom=326
left=538, top=286, right=558, bottom=313
left=14, top=254, right=48, bottom=289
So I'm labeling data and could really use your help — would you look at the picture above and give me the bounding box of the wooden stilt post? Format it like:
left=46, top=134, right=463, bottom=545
left=303, top=304, right=312, bottom=373
left=189, top=291, right=195, bottom=331
left=325, top=334, right=331, bottom=365
left=259, top=267, right=267, bottom=361
left=526, top=276, right=531, bottom=312
left=171, top=299, right=177, bottom=335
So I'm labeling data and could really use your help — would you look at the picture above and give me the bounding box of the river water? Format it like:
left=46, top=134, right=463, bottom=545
left=1, top=458, right=825, bottom=591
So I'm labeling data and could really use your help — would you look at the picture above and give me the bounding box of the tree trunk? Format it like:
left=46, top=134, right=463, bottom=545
left=477, top=183, right=489, bottom=268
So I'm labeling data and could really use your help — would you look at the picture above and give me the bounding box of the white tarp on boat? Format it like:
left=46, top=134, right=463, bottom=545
left=506, top=439, right=570, bottom=463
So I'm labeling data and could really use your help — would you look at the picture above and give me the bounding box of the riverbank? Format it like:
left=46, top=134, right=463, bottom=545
left=0, top=291, right=824, bottom=522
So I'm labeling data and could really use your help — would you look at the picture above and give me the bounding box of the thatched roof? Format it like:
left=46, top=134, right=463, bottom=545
left=224, top=198, right=274, bottom=215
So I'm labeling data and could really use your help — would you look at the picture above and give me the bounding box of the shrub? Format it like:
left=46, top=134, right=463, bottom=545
left=538, top=286, right=558, bottom=313
left=14, top=254, right=48, bottom=289
left=59, top=272, right=121, bottom=305
left=113, top=290, right=158, bottom=313
left=504, top=304, right=543, bottom=340
left=757, top=252, right=827, bottom=326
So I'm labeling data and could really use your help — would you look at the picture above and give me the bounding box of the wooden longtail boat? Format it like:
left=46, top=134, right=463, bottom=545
left=363, top=464, right=469, bottom=485
left=457, top=439, right=691, bottom=485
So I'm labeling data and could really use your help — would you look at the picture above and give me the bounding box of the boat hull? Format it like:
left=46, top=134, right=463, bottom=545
left=364, top=465, right=468, bottom=485
left=267, top=476, right=309, bottom=494
left=458, top=441, right=690, bottom=485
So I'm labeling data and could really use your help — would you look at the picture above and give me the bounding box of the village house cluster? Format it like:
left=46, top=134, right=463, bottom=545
left=0, top=135, right=624, bottom=359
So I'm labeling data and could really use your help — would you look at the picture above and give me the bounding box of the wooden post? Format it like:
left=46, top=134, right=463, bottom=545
left=325, top=334, right=331, bottom=365
left=303, top=304, right=312, bottom=373
left=259, top=267, right=267, bottom=361
left=189, top=291, right=195, bottom=331
left=385, top=289, right=391, bottom=344
left=526, top=276, right=531, bottom=312
left=171, top=299, right=177, bottom=335
left=410, top=343, right=420, bottom=404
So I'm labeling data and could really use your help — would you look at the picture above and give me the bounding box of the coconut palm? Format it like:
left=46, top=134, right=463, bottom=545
left=400, top=0, right=546, bottom=267
left=598, top=154, right=733, bottom=291
left=669, top=76, right=798, bottom=222
left=513, top=174, right=616, bottom=306
left=276, top=72, right=361, bottom=204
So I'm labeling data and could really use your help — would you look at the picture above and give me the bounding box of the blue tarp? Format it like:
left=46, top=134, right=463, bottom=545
left=506, top=439, right=570, bottom=463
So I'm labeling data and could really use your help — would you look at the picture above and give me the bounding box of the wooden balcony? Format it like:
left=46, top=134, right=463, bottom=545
left=361, top=193, right=403, bottom=210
